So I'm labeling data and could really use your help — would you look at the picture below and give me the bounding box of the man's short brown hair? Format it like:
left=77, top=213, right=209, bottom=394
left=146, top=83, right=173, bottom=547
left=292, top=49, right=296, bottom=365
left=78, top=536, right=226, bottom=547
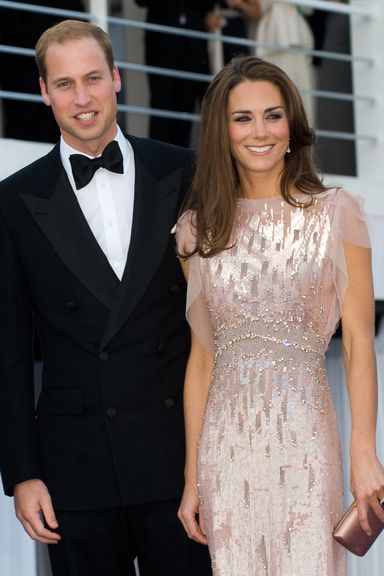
left=35, top=19, right=115, bottom=84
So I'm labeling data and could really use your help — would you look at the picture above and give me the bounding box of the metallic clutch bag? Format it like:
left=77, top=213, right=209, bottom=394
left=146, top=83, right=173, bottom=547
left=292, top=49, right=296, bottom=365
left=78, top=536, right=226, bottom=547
left=333, top=501, right=384, bottom=556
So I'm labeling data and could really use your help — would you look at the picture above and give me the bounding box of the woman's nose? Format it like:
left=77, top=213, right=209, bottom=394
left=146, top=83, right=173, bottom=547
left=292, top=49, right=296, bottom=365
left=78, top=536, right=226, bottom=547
left=251, top=118, right=267, bottom=138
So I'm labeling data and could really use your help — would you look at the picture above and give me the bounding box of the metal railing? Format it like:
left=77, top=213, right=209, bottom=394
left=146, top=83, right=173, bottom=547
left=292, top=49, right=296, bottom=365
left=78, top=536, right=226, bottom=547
left=0, top=1, right=382, bottom=160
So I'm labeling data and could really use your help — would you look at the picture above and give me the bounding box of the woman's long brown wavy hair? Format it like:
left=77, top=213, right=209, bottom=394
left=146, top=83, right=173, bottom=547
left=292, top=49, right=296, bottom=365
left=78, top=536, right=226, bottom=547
left=181, top=56, right=328, bottom=258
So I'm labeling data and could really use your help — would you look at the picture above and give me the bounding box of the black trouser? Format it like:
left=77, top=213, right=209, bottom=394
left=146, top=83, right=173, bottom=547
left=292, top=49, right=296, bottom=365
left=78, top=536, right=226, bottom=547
left=48, top=498, right=212, bottom=576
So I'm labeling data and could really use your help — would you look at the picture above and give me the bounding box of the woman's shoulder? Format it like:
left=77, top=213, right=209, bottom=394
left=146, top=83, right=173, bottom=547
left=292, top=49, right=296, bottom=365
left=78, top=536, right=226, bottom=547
left=313, top=187, right=365, bottom=212
left=317, top=188, right=370, bottom=246
left=316, top=186, right=358, bottom=201
left=176, top=210, right=197, bottom=255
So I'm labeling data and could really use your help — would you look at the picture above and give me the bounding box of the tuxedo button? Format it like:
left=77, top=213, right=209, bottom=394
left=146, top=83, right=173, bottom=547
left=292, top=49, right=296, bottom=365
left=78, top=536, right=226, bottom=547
left=157, top=342, right=164, bottom=353
left=65, top=301, right=77, bottom=310
left=163, top=398, right=174, bottom=409
left=106, top=407, right=117, bottom=418
left=98, top=351, right=109, bottom=362
left=169, top=285, right=180, bottom=293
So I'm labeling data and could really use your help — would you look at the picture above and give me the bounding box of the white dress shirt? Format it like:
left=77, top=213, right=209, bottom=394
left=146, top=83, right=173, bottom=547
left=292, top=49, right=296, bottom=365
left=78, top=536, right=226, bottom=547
left=61, top=127, right=135, bottom=280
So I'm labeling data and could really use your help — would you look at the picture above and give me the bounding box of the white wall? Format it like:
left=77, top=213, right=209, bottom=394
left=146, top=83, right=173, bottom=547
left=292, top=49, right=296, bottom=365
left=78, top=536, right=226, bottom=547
left=351, top=0, right=384, bottom=179
left=0, top=139, right=52, bottom=180
left=0, top=494, right=36, bottom=576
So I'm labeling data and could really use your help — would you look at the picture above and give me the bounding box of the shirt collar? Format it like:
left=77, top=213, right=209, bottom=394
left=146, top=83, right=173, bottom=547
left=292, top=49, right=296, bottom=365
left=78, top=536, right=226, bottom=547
left=60, top=126, right=132, bottom=190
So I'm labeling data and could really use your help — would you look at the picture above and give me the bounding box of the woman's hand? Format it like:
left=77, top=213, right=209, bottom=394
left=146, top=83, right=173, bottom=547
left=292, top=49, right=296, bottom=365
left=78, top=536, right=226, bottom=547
left=178, top=482, right=208, bottom=545
left=226, top=0, right=243, bottom=8
left=350, top=451, right=384, bottom=534
left=205, top=11, right=226, bottom=32
left=226, top=0, right=261, bottom=19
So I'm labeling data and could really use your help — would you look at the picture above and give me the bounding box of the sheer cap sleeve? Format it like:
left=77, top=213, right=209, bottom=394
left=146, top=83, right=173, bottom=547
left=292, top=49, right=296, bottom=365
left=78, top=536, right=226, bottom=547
left=327, top=188, right=371, bottom=334
left=176, top=211, right=214, bottom=355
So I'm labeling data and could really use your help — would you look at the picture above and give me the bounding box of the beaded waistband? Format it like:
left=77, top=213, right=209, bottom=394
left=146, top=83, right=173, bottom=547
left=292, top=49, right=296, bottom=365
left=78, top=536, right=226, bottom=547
left=214, top=318, right=326, bottom=362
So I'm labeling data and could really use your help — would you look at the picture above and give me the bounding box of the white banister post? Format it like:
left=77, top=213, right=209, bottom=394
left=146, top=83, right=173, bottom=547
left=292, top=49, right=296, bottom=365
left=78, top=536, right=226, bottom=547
left=88, top=0, right=108, bottom=32
left=350, top=0, right=384, bottom=179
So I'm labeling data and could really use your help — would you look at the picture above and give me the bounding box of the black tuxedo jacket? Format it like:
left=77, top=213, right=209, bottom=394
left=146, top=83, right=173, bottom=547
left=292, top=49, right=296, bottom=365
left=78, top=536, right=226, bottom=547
left=0, top=135, right=194, bottom=511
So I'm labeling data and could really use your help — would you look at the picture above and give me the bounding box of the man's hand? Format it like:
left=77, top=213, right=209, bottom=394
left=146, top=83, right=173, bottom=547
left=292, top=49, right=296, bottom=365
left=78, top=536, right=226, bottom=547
left=13, top=479, right=61, bottom=544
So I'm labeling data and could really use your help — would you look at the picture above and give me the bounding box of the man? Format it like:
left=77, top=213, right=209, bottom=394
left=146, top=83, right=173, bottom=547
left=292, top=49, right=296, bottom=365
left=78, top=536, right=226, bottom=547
left=0, top=19, right=211, bottom=576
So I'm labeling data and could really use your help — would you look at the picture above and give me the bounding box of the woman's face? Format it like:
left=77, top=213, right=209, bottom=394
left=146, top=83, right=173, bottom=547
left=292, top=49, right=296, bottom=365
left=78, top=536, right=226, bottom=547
left=227, top=80, right=290, bottom=183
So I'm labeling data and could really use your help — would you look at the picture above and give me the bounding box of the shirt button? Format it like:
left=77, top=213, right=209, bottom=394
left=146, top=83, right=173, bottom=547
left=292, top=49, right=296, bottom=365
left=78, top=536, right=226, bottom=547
left=157, top=342, right=164, bottom=353
left=106, top=407, right=117, bottom=418
left=65, top=301, right=77, bottom=310
left=98, top=351, right=109, bottom=362
left=163, top=398, right=175, bottom=409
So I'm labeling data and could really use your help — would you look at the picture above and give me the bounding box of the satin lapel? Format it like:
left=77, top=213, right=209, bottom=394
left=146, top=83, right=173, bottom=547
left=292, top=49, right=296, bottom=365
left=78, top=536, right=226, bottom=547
left=100, top=155, right=182, bottom=349
left=21, top=171, right=119, bottom=310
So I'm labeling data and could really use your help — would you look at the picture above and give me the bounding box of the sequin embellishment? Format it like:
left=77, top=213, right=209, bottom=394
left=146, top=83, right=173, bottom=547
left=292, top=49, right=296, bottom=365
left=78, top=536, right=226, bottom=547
left=195, top=196, right=347, bottom=576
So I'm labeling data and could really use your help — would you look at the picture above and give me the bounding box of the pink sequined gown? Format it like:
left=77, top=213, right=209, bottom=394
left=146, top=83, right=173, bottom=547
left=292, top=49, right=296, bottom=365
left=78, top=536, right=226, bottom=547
left=177, top=189, right=370, bottom=576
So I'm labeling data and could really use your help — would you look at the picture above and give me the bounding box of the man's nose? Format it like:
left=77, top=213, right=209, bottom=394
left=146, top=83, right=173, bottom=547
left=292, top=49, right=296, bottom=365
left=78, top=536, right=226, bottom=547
left=73, top=85, right=92, bottom=106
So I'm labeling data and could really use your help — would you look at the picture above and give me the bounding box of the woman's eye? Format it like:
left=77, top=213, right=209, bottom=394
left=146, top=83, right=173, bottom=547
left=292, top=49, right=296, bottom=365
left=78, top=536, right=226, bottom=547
left=234, top=115, right=250, bottom=123
left=267, top=113, right=283, bottom=120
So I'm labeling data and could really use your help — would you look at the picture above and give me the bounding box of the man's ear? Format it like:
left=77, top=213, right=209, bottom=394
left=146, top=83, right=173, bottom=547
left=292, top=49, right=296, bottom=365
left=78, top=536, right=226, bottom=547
left=39, top=77, right=51, bottom=107
left=113, top=65, right=122, bottom=94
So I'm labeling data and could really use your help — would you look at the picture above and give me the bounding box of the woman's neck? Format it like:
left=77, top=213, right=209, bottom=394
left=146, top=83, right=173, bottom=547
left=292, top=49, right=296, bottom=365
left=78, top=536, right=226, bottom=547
left=239, top=171, right=283, bottom=200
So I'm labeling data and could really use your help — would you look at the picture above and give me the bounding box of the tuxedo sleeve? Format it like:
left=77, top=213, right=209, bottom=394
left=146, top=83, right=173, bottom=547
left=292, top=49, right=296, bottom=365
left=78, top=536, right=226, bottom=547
left=0, top=207, right=41, bottom=496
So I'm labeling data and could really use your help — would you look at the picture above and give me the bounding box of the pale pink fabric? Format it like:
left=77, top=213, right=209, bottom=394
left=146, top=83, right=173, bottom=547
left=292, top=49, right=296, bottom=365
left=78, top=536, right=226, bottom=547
left=326, top=189, right=370, bottom=337
left=176, top=188, right=370, bottom=354
left=176, top=188, right=370, bottom=576
left=177, top=210, right=215, bottom=354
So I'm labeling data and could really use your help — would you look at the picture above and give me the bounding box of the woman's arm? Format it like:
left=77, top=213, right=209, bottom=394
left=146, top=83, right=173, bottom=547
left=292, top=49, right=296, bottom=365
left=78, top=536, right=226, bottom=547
left=226, top=0, right=262, bottom=20
left=177, top=259, right=214, bottom=545
left=341, top=241, right=384, bottom=535
left=205, top=0, right=261, bottom=32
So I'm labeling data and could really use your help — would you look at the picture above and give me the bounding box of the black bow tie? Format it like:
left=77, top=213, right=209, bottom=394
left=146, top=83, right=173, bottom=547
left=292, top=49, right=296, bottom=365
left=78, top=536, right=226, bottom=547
left=69, top=140, right=124, bottom=190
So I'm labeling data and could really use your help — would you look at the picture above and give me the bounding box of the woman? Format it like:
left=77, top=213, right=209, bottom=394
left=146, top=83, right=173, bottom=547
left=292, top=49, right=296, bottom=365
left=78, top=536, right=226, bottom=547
left=176, top=56, right=384, bottom=575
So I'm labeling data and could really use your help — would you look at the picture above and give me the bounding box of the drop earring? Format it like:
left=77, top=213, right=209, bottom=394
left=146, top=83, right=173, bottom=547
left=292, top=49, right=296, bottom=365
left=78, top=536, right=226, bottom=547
left=286, top=141, right=291, bottom=154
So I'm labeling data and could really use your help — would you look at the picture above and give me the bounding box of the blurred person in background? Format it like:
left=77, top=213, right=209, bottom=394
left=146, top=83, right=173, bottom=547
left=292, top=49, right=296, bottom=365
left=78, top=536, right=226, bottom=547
left=205, top=0, right=261, bottom=73
left=134, top=0, right=214, bottom=147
